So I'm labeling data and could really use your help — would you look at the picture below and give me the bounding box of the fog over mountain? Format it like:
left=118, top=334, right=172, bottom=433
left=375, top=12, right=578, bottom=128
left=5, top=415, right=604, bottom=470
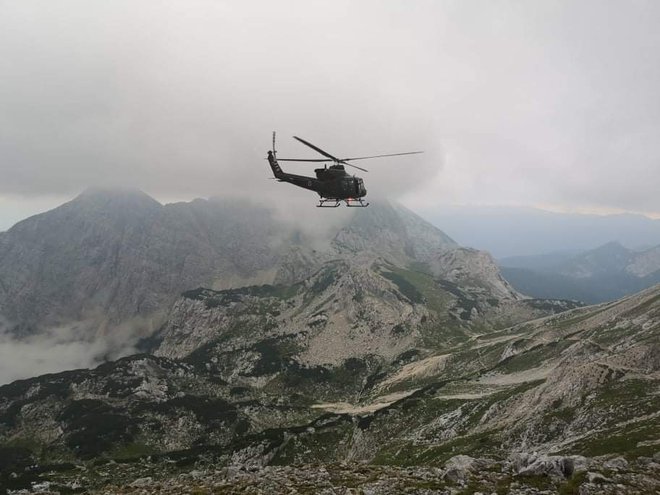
left=0, top=189, right=464, bottom=383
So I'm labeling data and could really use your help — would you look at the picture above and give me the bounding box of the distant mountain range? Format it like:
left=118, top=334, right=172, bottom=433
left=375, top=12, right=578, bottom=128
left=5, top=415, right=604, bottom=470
left=420, top=205, right=660, bottom=258
left=500, top=241, right=660, bottom=303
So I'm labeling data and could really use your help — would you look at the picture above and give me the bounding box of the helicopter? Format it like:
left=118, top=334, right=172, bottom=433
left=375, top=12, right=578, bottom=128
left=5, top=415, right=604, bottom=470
left=267, top=132, right=423, bottom=207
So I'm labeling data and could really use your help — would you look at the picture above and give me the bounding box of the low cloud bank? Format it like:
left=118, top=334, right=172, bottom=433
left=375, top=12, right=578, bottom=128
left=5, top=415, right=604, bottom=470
left=0, top=319, right=143, bottom=385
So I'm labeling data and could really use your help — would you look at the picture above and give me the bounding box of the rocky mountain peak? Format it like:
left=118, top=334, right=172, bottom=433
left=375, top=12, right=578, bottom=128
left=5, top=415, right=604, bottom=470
left=559, top=241, right=635, bottom=278
left=428, top=247, right=522, bottom=300
left=77, top=186, right=161, bottom=205
left=333, top=201, right=457, bottom=264
left=588, top=240, right=630, bottom=257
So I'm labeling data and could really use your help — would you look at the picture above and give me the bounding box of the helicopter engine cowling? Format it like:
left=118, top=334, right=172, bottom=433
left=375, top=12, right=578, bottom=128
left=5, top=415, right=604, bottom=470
left=355, top=177, right=367, bottom=197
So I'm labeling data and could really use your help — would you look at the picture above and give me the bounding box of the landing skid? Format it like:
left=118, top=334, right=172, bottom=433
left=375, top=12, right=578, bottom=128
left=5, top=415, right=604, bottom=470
left=345, top=198, right=369, bottom=207
left=317, top=198, right=341, bottom=208
left=316, top=198, right=369, bottom=208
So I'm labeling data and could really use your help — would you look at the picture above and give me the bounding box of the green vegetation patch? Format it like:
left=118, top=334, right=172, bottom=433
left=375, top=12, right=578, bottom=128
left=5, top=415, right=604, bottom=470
left=552, top=306, right=609, bottom=330
left=377, top=263, right=463, bottom=314
left=381, top=270, right=425, bottom=305
left=373, top=429, right=504, bottom=466
left=496, top=340, right=572, bottom=373
left=513, top=474, right=555, bottom=491
left=64, top=412, right=135, bottom=459
left=569, top=420, right=660, bottom=459
left=245, top=337, right=300, bottom=376
left=623, top=292, right=660, bottom=317
left=370, top=381, right=547, bottom=466
left=309, top=265, right=340, bottom=295
left=592, top=377, right=660, bottom=421
left=558, top=472, right=588, bottom=495
left=110, top=442, right=157, bottom=460
left=272, top=357, right=374, bottom=400
left=270, top=422, right=353, bottom=465
left=183, top=283, right=301, bottom=305
left=164, top=396, right=238, bottom=423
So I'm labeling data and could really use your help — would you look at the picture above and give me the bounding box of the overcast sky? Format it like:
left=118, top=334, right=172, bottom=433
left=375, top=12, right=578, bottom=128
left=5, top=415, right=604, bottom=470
left=1, top=0, right=659, bottom=230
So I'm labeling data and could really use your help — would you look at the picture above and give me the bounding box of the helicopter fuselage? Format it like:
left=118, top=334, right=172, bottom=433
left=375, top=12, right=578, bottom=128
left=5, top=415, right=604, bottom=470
left=265, top=132, right=420, bottom=207
left=267, top=151, right=367, bottom=201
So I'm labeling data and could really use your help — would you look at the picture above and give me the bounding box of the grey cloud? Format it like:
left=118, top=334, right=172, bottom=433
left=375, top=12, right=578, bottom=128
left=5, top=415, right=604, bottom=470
left=1, top=0, right=659, bottom=216
left=0, top=318, right=141, bottom=385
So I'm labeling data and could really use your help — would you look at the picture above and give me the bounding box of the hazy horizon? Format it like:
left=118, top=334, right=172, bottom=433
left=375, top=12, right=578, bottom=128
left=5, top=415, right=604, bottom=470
left=3, top=189, right=660, bottom=260
left=4, top=188, right=660, bottom=235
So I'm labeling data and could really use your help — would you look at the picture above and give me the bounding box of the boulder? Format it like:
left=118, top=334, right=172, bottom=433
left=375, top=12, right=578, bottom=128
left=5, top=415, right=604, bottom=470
left=509, top=453, right=575, bottom=479
left=603, top=457, right=628, bottom=471
left=129, top=477, right=153, bottom=487
left=443, top=455, right=477, bottom=483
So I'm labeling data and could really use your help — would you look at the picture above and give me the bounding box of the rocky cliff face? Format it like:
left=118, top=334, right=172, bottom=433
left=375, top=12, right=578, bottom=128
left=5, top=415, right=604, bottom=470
left=0, top=189, right=294, bottom=336
left=332, top=202, right=457, bottom=263
left=429, top=247, right=522, bottom=300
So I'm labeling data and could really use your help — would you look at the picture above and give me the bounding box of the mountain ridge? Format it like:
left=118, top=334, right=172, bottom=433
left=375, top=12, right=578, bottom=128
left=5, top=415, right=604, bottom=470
left=500, top=241, right=660, bottom=303
left=423, top=205, right=660, bottom=258
left=0, top=189, right=462, bottom=337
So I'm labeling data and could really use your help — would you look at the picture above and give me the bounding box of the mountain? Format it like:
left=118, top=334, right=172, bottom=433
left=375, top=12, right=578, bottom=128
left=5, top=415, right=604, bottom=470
left=0, top=189, right=460, bottom=339
left=0, top=275, right=656, bottom=492
left=0, top=189, right=292, bottom=337
left=419, top=205, right=660, bottom=258
left=2, top=189, right=547, bottom=385
left=152, top=255, right=570, bottom=372
left=558, top=241, right=637, bottom=278
left=500, top=242, right=660, bottom=303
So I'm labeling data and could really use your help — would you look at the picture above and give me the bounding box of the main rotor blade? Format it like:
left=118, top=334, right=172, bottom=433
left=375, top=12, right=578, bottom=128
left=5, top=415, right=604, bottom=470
left=293, top=136, right=341, bottom=161
left=340, top=161, right=369, bottom=172
left=276, top=158, right=333, bottom=162
left=277, top=157, right=368, bottom=171
left=342, top=151, right=424, bottom=161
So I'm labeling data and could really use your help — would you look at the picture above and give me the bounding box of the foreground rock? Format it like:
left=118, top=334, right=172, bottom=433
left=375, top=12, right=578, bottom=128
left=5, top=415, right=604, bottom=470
left=3, top=456, right=658, bottom=494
